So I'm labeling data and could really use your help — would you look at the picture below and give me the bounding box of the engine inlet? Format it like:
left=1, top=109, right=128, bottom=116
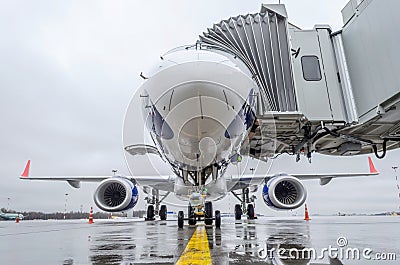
left=104, top=183, right=127, bottom=207
left=274, top=181, right=298, bottom=205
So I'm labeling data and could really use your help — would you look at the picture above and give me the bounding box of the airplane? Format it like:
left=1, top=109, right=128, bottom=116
left=0, top=210, right=24, bottom=221
left=19, top=4, right=384, bottom=228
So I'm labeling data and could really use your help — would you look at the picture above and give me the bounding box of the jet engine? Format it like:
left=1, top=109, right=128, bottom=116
left=93, top=177, right=138, bottom=212
left=262, top=175, right=307, bottom=210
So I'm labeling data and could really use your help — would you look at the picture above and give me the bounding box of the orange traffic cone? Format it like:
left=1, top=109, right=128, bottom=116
left=304, top=204, right=311, bottom=221
left=88, top=207, right=94, bottom=224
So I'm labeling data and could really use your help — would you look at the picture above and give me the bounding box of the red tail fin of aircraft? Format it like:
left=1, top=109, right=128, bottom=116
left=21, top=160, right=31, bottom=177
left=368, top=157, right=378, bottom=174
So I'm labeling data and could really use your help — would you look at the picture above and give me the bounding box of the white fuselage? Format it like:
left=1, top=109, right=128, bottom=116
left=139, top=48, right=257, bottom=173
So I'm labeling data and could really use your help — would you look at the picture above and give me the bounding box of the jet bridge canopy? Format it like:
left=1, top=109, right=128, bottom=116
left=200, top=4, right=297, bottom=113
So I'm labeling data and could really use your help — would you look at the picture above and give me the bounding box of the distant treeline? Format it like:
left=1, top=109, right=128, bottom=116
left=132, top=210, right=146, bottom=218
left=1, top=208, right=147, bottom=220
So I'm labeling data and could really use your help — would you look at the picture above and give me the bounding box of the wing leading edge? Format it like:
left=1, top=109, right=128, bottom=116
left=227, top=156, right=379, bottom=190
left=19, top=160, right=111, bottom=188
left=19, top=160, right=174, bottom=191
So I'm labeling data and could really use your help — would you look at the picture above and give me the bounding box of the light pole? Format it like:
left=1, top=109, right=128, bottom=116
left=7, top=197, right=10, bottom=211
left=392, top=166, right=399, bottom=212
left=64, top=193, right=69, bottom=219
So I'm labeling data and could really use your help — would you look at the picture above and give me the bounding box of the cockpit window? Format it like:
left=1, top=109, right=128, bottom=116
left=225, top=89, right=256, bottom=139
left=148, top=105, right=174, bottom=140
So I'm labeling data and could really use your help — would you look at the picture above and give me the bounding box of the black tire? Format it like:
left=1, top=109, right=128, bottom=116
left=205, top=201, right=213, bottom=225
left=247, top=204, right=255, bottom=220
left=215, top=210, right=221, bottom=228
left=188, top=204, right=193, bottom=218
left=178, top=211, right=184, bottom=228
left=147, top=205, right=155, bottom=220
left=160, top=205, right=167, bottom=220
left=188, top=218, right=197, bottom=225
left=187, top=204, right=196, bottom=225
left=234, top=204, right=242, bottom=220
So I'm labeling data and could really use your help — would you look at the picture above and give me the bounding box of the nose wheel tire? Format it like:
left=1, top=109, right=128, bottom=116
left=187, top=204, right=197, bottom=225
left=188, top=218, right=197, bottom=225
left=205, top=201, right=213, bottom=225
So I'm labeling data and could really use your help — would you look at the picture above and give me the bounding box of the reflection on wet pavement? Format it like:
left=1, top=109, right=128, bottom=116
left=89, top=221, right=194, bottom=264
left=1, top=217, right=398, bottom=264
left=88, top=218, right=345, bottom=265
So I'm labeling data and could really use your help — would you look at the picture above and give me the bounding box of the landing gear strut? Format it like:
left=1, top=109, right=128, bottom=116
left=144, top=189, right=170, bottom=221
left=231, top=188, right=256, bottom=220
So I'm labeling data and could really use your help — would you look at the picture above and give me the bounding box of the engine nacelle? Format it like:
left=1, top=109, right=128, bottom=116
left=94, top=177, right=138, bottom=212
left=262, top=175, right=307, bottom=210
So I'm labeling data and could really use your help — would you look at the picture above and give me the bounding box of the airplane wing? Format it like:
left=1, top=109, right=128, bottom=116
left=19, top=160, right=175, bottom=192
left=227, top=156, right=379, bottom=190
left=20, top=156, right=378, bottom=192
left=19, top=160, right=110, bottom=188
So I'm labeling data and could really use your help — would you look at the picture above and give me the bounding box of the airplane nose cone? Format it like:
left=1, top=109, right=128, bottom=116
left=125, top=47, right=258, bottom=171
left=199, top=137, right=218, bottom=161
left=178, top=116, right=219, bottom=166
left=160, top=85, right=248, bottom=170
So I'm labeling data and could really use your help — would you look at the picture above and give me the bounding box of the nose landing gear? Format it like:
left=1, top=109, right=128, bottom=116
left=177, top=201, right=221, bottom=228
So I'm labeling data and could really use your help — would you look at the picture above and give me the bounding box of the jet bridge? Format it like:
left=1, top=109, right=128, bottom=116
left=200, top=0, right=400, bottom=161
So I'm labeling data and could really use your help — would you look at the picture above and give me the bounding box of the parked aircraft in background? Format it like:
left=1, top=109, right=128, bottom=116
left=0, top=210, right=24, bottom=221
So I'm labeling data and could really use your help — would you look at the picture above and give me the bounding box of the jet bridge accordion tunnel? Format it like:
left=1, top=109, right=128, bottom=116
left=199, top=0, right=400, bottom=160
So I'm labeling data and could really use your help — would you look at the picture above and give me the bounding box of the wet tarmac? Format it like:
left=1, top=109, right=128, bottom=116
left=0, top=216, right=399, bottom=264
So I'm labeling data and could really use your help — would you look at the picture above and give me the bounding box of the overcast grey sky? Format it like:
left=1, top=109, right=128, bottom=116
left=1, top=0, right=399, bottom=216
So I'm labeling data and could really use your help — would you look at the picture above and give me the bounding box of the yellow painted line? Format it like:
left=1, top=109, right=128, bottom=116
left=176, top=226, right=212, bottom=265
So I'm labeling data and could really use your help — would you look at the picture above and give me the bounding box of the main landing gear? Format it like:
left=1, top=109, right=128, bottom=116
left=145, top=204, right=168, bottom=221
left=232, top=187, right=256, bottom=220
left=177, top=201, right=221, bottom=228
left=145, top=205, right=155, bottom=221
left=144, top=189, right=170, bottom=221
